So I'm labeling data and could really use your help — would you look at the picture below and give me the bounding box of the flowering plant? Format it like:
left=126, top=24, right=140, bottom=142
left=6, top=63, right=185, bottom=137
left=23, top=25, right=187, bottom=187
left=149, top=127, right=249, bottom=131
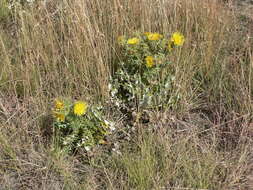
left=52, top=99, right=114, bottom=152
left=110, top=32, right=185, bottom=113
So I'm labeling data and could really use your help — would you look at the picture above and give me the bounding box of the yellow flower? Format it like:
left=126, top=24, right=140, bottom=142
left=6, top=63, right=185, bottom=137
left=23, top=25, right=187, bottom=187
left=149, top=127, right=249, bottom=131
left=53, top=112, right=65, bottom=122
left=54, top=99, right=64, bottom=110
left=171, top=32, right=185, bottom=46
left=145, top=56, right=154, bottom=68
left=147, top=33, right=163, bottom=41
left=127, top=37, right=140, bottom=45
left=73, top=101, right=88, bottom=116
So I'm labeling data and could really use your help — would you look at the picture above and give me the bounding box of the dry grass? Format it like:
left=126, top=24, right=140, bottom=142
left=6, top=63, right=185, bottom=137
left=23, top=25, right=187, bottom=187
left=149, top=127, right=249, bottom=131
left=0, top=0, right=252, bottom=189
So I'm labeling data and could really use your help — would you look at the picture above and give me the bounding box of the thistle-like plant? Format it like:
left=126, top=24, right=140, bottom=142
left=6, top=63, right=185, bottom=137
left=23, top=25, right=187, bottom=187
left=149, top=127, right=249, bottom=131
left=52, top=99, right=115, bottom=153
left=110, top=32, right=185, bottom=113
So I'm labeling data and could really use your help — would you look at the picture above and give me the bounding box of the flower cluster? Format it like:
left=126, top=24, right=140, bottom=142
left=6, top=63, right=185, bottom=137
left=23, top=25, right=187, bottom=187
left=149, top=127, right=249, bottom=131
left=52, top=99, right=114, bottom=152
left=119, top=31, right=184, bottom=50
left=111, top=31, right=185, bottom=111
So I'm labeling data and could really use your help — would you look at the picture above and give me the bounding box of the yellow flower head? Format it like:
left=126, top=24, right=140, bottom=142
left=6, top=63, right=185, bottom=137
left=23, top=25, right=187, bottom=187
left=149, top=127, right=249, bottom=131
left=145, top=56, right=154, bottom=68
left=54, top=99, right=64, bottom=110
left=147, top=33, right=163, bottom=41
left=171, top=32, right=185, bottom=46
left=127, top=37, right=140, bottom=45
left=53, top=112, right=65, bottom=122
left=73, top=101, right=88, bottom=116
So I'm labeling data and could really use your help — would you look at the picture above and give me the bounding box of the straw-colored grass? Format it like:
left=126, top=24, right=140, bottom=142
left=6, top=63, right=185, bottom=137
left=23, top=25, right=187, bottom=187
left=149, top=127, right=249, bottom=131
left=0, top=0, right=252, bottom=189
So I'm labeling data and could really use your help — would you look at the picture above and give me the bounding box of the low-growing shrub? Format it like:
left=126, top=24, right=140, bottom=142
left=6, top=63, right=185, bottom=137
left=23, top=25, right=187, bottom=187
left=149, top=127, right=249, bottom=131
left=52, top=98, right=114, bottom=153
left=109, top=32, right=185, bottom=114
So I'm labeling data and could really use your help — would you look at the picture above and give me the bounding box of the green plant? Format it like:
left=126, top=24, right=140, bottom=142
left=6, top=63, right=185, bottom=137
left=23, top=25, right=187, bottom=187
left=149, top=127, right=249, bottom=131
left=52, top=99, right=114, bottom=153
left=109, top=32, right=184, bottom=113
